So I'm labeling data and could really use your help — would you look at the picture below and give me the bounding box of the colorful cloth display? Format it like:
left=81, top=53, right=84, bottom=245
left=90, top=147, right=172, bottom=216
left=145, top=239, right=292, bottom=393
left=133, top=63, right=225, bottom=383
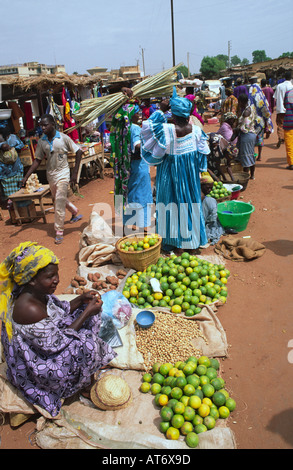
left=110, top=103, right=139, bottom=202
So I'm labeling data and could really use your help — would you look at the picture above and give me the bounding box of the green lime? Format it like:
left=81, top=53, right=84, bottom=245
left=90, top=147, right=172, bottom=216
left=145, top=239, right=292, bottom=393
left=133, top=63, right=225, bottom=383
left=159, top=421, right=170, bottom=433
left=212, top=391, right=226, bottom=407
left=185, top=432, right=199, bottom=448
left=142, top=373, right=152, bottom=383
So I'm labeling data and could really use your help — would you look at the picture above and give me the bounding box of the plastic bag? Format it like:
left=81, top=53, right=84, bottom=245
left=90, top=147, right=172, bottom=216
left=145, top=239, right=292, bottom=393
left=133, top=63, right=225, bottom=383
left=98, top=316, right=123, bottom=348
left=101, top=291, right=132, bottom=329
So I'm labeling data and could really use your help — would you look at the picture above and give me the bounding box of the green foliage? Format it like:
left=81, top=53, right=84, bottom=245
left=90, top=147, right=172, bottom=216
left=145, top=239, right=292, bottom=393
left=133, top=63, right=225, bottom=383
left=215, top=55, right=229, bottom=68
left=279, top=52, right=293, bottom=58
left=241, top=58, right=249, bottom=66
left=231, top=55, right=241, bottom=66
left=177, top=65, right=189, bottom=78
left=252, top=50, right=271, bottom=63
left=200, top=56, right=226, bottom=79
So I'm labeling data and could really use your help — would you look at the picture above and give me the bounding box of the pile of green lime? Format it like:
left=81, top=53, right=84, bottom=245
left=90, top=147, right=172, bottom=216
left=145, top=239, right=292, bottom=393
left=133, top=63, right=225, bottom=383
left=122, top=252, right=230, bottom=316
left=207, top=181, right=231, bottom=200
left=139, top=356, right=236, bottom=448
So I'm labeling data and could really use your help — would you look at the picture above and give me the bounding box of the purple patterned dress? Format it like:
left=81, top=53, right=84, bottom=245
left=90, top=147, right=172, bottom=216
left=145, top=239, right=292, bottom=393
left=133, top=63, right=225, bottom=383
left=1, top=294, right=116, bottom=417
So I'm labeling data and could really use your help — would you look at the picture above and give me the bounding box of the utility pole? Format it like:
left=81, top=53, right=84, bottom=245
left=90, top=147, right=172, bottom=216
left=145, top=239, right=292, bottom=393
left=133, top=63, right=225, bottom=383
left=170, top=0, right=175, bottom=66
left=187, top=52, right=190, bottom=77
left=140, top=46, right=146, bottom=76
left=228, top=40, right=232, bottom=70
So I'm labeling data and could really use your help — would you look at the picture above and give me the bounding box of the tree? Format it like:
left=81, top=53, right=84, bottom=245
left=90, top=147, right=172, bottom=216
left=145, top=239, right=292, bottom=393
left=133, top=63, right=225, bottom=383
left=279, top=52, right=293, bottom=58
left=231, top=55, right=241, bottom=66
left=177, top=65, right=189, bottom=78
left=216, top=54, right=229, bottom=68
left=241, top=58, right=249, bottom=66
left=200, top=56, right=226, bottom=79
left=252, top=50, right=271, bottom=63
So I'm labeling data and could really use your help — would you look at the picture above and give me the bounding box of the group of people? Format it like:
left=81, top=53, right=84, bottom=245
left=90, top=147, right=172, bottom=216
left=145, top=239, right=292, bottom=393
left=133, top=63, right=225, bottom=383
left=2, top=72, right=291, bottom=251
left=110, top=73, right=293, bottom=254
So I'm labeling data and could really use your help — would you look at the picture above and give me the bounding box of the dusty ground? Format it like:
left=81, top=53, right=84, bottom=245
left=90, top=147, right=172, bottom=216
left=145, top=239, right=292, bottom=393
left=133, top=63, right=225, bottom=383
left=0, top=115, right=292, bottom=450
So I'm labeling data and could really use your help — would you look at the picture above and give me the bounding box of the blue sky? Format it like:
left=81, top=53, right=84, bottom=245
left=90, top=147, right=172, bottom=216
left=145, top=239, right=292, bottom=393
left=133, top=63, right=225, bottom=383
left=2, top=0, right=293, bottom=75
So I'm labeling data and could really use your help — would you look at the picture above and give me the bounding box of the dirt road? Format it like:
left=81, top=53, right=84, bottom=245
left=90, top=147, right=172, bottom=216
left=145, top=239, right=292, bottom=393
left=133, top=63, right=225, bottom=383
left=0, top=116, right=292, bottom=449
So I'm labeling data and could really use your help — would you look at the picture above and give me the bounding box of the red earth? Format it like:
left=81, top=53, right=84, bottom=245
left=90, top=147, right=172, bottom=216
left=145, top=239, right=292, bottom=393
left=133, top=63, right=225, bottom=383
left=0, top=115, right=292, bottom=449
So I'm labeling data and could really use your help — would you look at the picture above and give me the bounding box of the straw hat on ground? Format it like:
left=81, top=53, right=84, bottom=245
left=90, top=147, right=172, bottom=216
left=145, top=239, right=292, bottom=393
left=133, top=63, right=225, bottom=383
left=90, top=374, right=132, bottom=411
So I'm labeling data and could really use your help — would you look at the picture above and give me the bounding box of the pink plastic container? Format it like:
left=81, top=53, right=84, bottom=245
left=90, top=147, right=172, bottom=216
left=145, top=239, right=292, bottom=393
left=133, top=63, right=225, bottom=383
left=207, top=117, right=219, bottom=124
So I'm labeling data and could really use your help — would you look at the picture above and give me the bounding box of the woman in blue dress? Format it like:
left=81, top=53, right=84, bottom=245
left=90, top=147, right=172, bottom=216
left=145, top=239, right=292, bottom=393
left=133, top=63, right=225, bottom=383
left=110, top=104, right=153, bottom=233
left=123, top=108, right=153, bottom=231
left=140, top=87, right=210, bottom=252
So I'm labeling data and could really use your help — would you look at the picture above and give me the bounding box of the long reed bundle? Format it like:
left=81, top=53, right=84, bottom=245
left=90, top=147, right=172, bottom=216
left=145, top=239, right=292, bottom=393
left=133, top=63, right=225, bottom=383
left=71, top=64, right=182, bottom=130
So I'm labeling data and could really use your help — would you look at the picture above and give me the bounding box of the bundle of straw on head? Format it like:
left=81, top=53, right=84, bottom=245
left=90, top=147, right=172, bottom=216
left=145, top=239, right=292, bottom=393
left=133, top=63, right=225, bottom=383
left=70, top=64, right=182, bottom=130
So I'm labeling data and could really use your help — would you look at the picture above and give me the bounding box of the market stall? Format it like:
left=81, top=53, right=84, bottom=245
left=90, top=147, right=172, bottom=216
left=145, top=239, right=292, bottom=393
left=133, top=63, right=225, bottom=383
left=0, top=64, right=259, bottom=450
left=0, top=203, right=241, bottom=449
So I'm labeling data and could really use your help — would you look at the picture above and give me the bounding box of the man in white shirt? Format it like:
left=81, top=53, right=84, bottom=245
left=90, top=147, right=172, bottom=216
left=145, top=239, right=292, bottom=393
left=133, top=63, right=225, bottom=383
left=274, top=71, right=293, bottom=148
left=20, top=114, right=83, bottom=244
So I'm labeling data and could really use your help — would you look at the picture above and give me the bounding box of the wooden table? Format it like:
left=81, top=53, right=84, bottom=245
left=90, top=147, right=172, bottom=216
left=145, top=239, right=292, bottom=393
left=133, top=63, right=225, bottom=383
left=8, top=184, right=53, bottom=225
left=73, top=150, right=104, bottom=192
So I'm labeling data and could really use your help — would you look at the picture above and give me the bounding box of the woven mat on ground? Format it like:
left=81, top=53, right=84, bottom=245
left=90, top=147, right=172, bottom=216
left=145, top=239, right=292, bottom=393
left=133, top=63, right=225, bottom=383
left=214, top=236, right=266, bottom=261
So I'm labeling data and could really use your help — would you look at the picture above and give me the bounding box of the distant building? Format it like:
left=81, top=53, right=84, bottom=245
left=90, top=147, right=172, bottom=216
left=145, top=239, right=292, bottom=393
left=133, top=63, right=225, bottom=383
left=86, top=66, right=109, bottom=79
left=119, top=65, right=141, bottom=80
left=0, top=61, right=66, bottom=77
left=87, top=65, right=141, bottom=82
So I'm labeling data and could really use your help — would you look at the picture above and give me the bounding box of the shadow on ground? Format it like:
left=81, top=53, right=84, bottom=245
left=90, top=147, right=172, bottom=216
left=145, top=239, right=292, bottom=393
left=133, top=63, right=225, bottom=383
left=263, top=239, right=293, bottom=256
left=266, top=408, right=293, bottom=448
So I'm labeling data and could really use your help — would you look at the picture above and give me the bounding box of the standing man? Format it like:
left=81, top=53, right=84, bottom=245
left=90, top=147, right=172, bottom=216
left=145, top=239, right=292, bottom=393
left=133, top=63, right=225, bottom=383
left=283, top=89, right=293, bottom=170
left=261, top=79, right=275, bottom=115
left=20, top=114, right=83, bottom=244
left=274, top=71, right=293, bottom=148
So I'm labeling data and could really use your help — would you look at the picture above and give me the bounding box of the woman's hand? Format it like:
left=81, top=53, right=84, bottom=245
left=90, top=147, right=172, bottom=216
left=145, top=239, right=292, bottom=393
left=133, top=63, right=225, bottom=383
left=121, top=87, right=133, bottom=99
left=83, top=295, right=103, bottom=317
left=79, top=290, right=99, bottom=304
left=69, top=293, right=103, bottom=331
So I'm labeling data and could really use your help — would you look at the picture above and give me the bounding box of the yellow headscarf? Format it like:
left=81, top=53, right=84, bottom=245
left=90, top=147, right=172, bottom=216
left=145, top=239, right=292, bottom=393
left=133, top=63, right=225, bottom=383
left=0, top=241, right=59, bottom=341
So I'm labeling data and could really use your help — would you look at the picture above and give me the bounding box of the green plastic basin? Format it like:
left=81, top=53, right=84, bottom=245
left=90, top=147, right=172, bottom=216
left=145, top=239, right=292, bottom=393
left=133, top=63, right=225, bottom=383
left=217, top=200, right=255, bottom=231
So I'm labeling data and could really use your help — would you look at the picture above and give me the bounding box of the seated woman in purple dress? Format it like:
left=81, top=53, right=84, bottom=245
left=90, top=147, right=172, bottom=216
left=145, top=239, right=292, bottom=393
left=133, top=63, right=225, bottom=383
left=0, top=242, right=116, bottom=417
left=217, top=112, right=238, bottom=145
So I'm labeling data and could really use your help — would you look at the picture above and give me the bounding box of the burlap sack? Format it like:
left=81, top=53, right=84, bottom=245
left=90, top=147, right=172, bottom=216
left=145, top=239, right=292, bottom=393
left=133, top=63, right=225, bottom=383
left=215, top=236, right=266, bottom=261
left=79, top=244, right=121, bottom=267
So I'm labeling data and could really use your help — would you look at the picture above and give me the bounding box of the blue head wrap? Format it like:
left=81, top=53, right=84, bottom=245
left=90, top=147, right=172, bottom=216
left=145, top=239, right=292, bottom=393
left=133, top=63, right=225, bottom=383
left=170, top=86, right=192, bottom=118
left=134, top=104, right=140, bottom=114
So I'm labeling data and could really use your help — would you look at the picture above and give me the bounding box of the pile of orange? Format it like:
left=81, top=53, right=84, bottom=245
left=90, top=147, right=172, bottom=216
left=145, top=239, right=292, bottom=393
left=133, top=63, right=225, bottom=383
left=123, top=252, right=230, bottom=316
left=139, top=356, right=236, bottom=448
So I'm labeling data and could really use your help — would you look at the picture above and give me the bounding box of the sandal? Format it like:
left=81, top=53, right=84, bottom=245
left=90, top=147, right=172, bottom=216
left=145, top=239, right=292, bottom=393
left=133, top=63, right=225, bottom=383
left=70, top=214, right=83, bottom=223
left=55, top=235, right=64, bottom=245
